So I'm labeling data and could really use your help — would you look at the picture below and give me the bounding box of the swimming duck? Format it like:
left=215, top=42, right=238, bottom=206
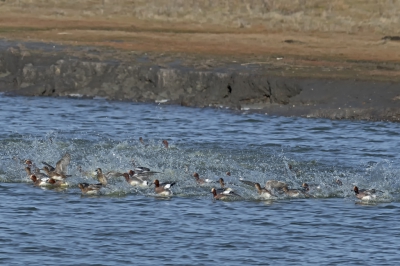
left=254, top=183, right=275, bottom=199
left=30, top=175, right=51, bottom=187
left=123, top=172, right=149, bottom=187
left=78, top=183, right=103, bottom=195
left=193, top=172, right=214, bottom=185
left=216, top=178, right=237, bottom=195
left=25, top=166, right=48, bottom=179
left=23, top=159, right=41, bottom=174
left=352, top=186, right=379, bottom=201
left=12, top=156, right=40, bottom=175
left=301, top=183, right=321, bottom=197
left=282, top=187, right=304, bottom=198
left=93, top=168, right=107, bottom=186
left=102, top=168, right=124, bottom=178
left=219, top=177, right=227, bottom=187
left=47, top=178, right=69, bottom=188
left=301, top=183, right=321, bottom=192
left=162, top=140, right=169, bottom=149
left=153, top=179, right=174, bottom=196
left=210, top=187, right=236, bottom=200
left=41, top=153, right=71, bottom=180
left=94, top=168, right=123, bottom=186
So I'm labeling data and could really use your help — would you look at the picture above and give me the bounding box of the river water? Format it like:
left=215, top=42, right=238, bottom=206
left=0, top=93, right=399, bottom=265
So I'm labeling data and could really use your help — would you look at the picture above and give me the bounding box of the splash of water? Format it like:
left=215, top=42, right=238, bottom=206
left=1, top=133, right=399, bottom=203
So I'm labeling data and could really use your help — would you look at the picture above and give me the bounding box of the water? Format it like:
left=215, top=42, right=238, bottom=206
left=1, top=93, right=400, bottom=265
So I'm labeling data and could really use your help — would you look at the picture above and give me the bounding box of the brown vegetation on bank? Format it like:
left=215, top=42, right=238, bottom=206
left=0, top=0, right=399, bottom=80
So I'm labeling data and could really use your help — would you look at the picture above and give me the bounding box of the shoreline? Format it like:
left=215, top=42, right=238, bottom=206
left=1, top=39, right=400, bottom=122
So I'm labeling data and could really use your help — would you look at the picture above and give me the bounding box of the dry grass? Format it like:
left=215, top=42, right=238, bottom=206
left=0, top=0, right=400, bottom=80
left=2, top=0, right=400, bottom=34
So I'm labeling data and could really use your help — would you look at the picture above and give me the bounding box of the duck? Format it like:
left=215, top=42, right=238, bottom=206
left=123, top=172, right=149, bottom=187
left=239, top=178, right=258, bottom=187
left=301, top=182, right=313, bottom=191
left=94, top=168, right=124, bottom=186
left=265, top=180, right=288, bottom=191
left=218, top=177, right=226, bottom=187
left=42, top=166, right=71, bottom=180
left=47, top=178, right=69, bottom=188
left=216, top=178, right=236, bottom=195
left=25, top=166, right=48, bottom=179
left=162, top=140, right=169, bottom=148
left=158, top=180, right=177, bottom=187
left=134, top=167, right=160, bottom=176
left=210, top=187, right=236, bottom=200
left=334, top=179, right=343, bottom=186
left=12, top=156, right=40, bottom=176
left=128, top=169, right=148, bottom=180
left=30, top=175, right=51, bottom=187
left=129, top=169, right=157, bottom=182
left=153, top=179, right=174, bottom=196
left=42, top=152, right=70, bottom=173
left=23, top=159, right=34, bottom=167
left=300, top=183, right=320, bottom=197
left=97, top=168, right=124, bottom=179
left=282, top=187, right=305, bottom=198
left=22, top=157, right=35, bottom=167
left=254, top=183, right=275, bottom=199
left=352, top=186, right=379, bottom=201
left=41, top=153, right=71, bottom=180
left=76, top=165, right=93, bottom=177
left=23, top=159, right=41, bottom=174
left=193, top=172, right=214, bottom=185
left=41, top=162, right=55, bottom=172
left=78, top=183, right=103, bottom=195
left=301, top=183, right=321, bottom=192
left=95, top=168, right=108, bottom=186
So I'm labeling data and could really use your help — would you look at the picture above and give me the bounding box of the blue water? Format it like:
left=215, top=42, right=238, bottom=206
left=1, top=93, right=400, bottom=265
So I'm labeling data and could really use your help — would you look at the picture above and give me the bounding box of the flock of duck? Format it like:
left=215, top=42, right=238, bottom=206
left=19, top=145, right=383, bottom=202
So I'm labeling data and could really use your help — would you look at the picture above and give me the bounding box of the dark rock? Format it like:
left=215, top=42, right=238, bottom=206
left=0, top=40, right=400, bottom=122
left=382, top=36, right=400, bottom=41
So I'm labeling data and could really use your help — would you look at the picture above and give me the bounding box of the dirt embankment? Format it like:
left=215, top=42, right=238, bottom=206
left=0, top=0, right=400, bottom=121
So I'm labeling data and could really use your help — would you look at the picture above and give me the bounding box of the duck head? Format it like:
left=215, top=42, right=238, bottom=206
left=162, top=140, right=169, bottom=148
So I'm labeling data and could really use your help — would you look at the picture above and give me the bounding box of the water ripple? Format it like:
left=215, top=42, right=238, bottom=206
left=1, top=94, right=400, bottom=264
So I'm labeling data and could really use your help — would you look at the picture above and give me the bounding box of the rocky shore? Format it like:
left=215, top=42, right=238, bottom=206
left=1, top=39, right=400, bottom=122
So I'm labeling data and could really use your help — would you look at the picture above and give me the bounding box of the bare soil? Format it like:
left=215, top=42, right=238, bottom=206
left=0, top=0, right=400, bottom=81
